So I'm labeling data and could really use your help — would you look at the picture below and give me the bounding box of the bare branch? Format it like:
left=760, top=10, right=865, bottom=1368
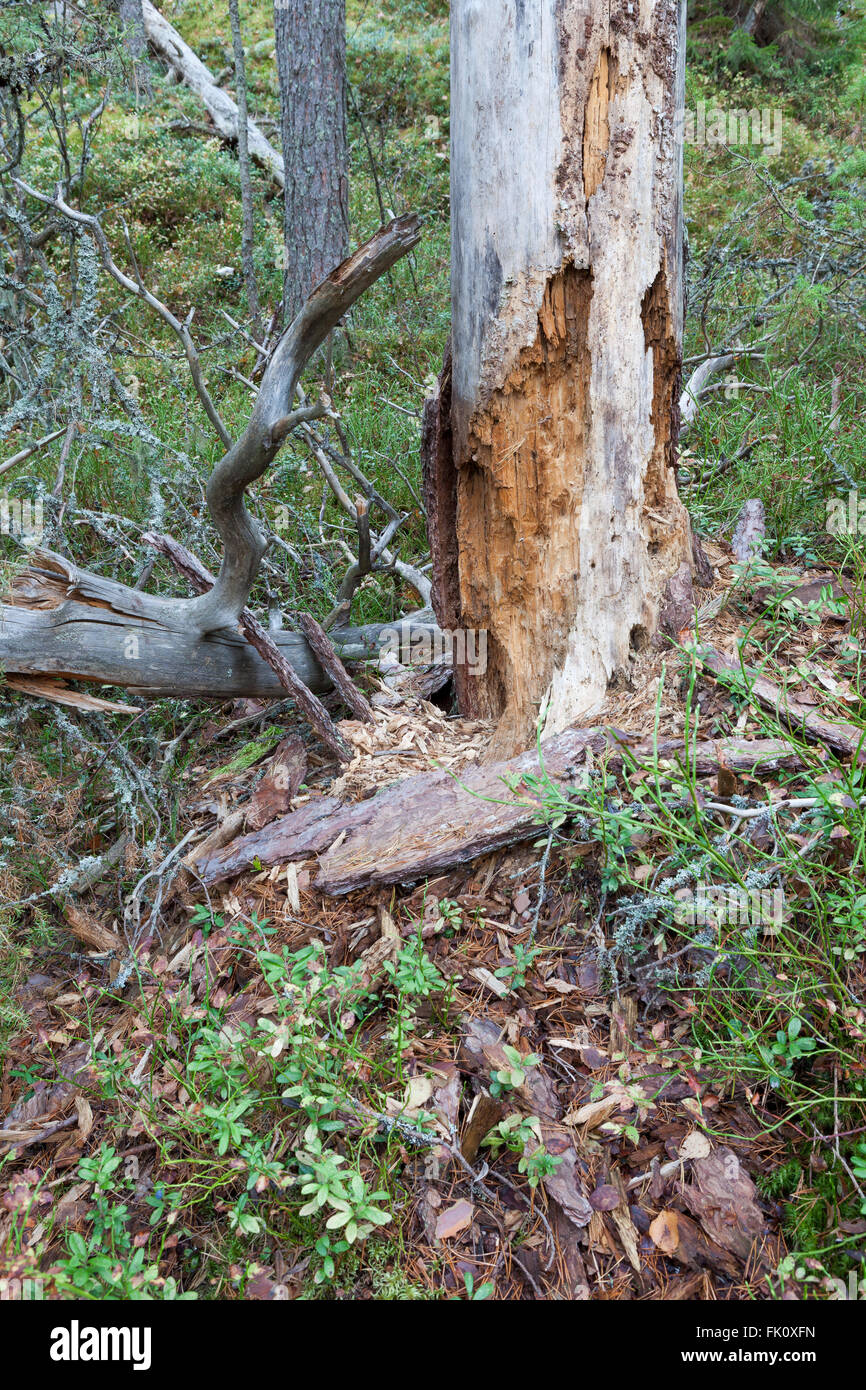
left=0, top=425, right=67, bottom=478
left=294, top=609, right=374, bottom=723
left=13, top=178, right=232, bottom=447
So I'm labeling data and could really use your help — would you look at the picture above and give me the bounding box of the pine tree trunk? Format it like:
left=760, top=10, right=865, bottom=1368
left=274, top=0, right=348, bottom=321
left=428, top=0, right=693, bottom=758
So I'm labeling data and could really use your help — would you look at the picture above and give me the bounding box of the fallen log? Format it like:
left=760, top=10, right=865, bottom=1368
left=141, top=0, right=285, bottom=187
left=197, top=728, right=810, bottom=892
left=0, top=550, right=438, bottom=701
left=625, top=735, right=805, bottom=777
left=143, top=531, right=350, bottom=761
left=199, top=725, right=610, bottom=887
left=699, top=647, right=866, bottom=761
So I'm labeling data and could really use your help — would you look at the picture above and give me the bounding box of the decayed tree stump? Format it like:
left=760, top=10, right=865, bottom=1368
left=426, top=0, right=693, bottom=757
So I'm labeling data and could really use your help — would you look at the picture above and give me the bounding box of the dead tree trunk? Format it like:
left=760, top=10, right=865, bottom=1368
left=426, top=0, right=693, bottom=758
left=275, top=0, right=348, bottom=321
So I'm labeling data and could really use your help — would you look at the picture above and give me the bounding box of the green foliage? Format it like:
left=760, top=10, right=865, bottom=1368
left=488, top=1045, right=541, bottom=1099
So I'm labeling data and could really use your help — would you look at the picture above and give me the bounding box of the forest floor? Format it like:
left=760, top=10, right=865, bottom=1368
left=1, top=0, right=865, bottom=1300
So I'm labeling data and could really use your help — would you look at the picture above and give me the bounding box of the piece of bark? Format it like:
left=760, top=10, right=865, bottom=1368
left=691, top=532, right=715, bottom=589
left=62, top=904, right=123, bottom=955
left=3, top=677, right=141, bottom=715
left=658, top=561, right=696, bottom=640
left=294, top=612, right=373, bottom=723
left=199, top=795, right=341, bottom=883
left=649, top=1208, right=739, bottom=1278
left=700, top=647, right=866, bottom=761
left=245, top=735, right=307, bottom=832
left=609, top=995, right=638, bottom=1056
left=144, top=532, right=350, bottom=763
left=716, top=759, right=739, bottom=801
left=731, top=499, right=766, bottom=564
left=460, top=1093, right=502, bottom=1164
left=199, top=727, right=810, bottom=887
left=754, top=572, right=851, bottom=622
left=681, top=1147, right=768, bottom=1268
left=183, top=810, right=245, bottom=869
left=201, top=725, right=609, bottom=890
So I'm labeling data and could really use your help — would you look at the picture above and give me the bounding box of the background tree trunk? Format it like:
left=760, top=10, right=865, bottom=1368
left=428, top=0, right=693, bottom=758
left=274, top=0, right=348, bottom=322
left=118, top=0, right=153, bottom=104
left=229, top=0, right=263, bottom=339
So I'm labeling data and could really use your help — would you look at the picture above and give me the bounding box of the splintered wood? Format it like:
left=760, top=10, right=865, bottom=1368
left=329, top=696, right=493, bottom=802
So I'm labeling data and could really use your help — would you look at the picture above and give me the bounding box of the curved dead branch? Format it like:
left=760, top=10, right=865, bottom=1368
left=7, top=197, right=421, bottom=637
left=196, top=213, right=421, bottom=635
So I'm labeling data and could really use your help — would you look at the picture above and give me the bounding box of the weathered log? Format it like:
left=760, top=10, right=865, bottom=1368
left=699, top=647, right=866, bottom=760
left=199, top=725, right=610, bottom=888
left=5, top=211, right=420, bottom=643
left=196, top=727, right=810, bottom=893
left=141, top=0, right=286, bottom=187
left=0, top=550, right=438, bottom=702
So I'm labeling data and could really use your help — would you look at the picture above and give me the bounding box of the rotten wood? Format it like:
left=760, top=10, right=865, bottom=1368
left=439, top=0, right=693, bottom=756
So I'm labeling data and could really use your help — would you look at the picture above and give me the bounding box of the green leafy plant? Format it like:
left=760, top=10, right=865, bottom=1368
left=495, top=941, right=543, bottom=992
left=489, top=1046, right=541, bottom=1098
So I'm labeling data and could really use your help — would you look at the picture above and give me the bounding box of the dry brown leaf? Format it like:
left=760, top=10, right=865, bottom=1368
left=435, top=1199, right=473, bottom=1241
